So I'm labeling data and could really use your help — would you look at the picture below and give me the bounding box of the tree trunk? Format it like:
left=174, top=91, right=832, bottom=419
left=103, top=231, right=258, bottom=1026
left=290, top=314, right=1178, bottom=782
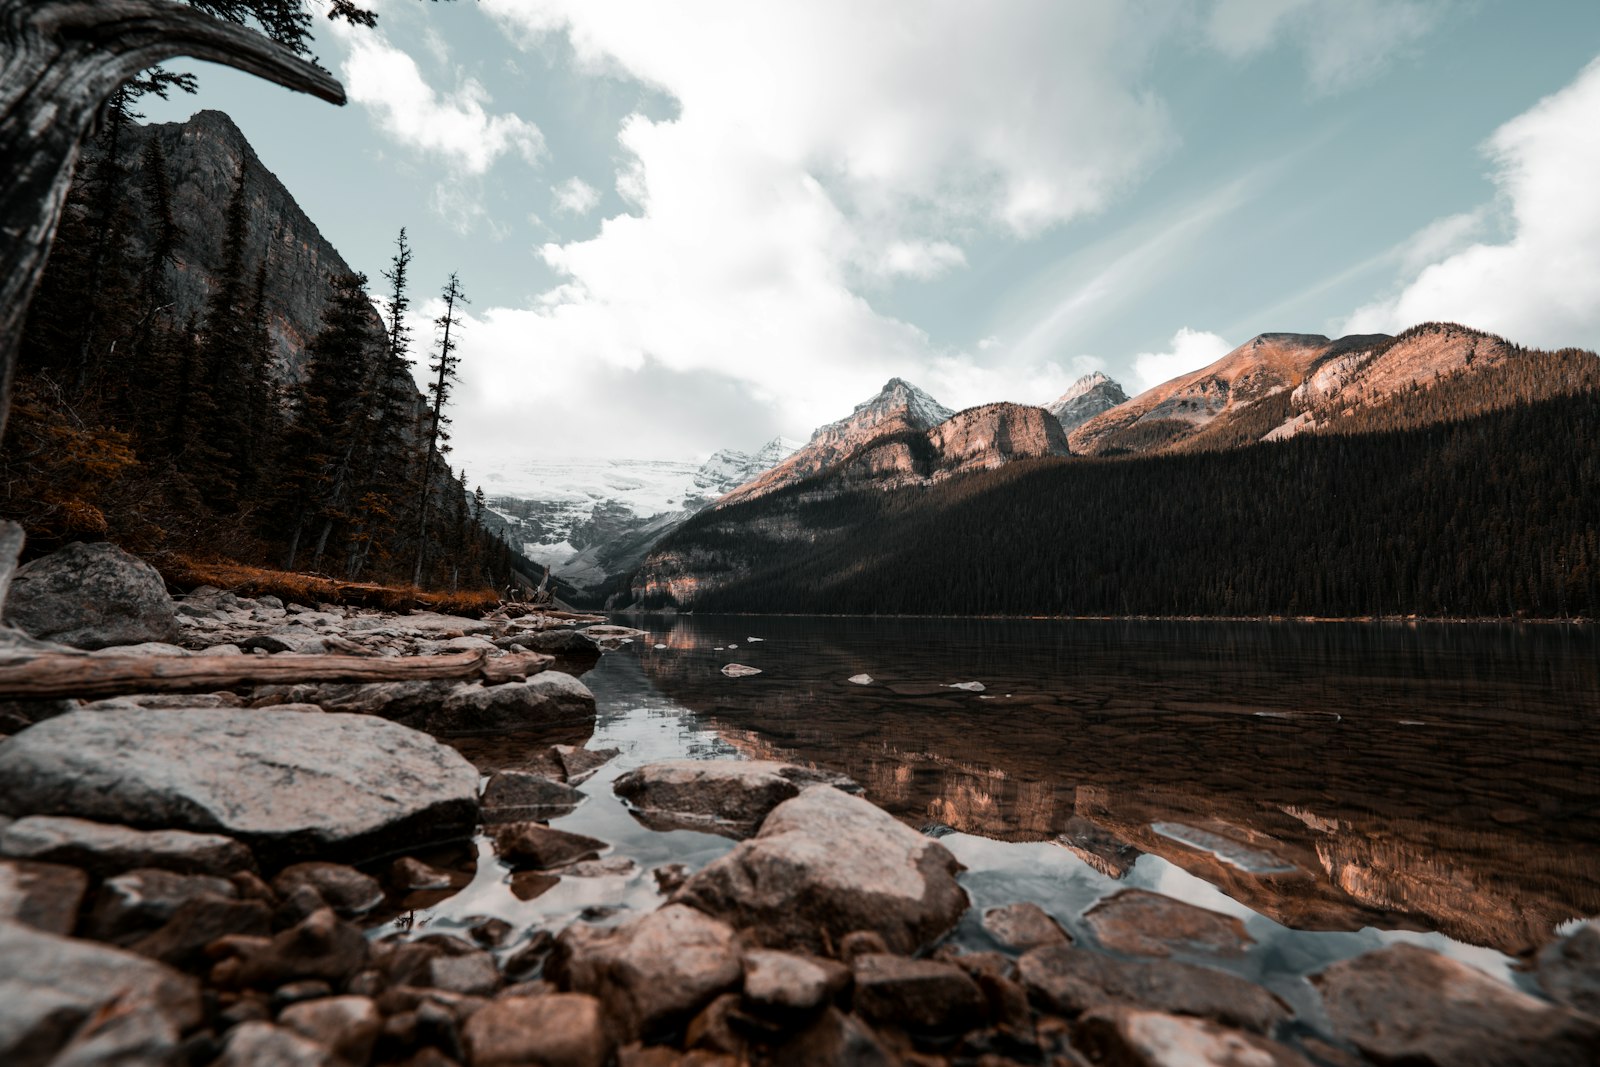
left=0, top=0, right=345, bottom=439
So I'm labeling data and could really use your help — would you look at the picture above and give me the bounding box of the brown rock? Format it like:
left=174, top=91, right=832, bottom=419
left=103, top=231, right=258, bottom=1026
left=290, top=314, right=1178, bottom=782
left=1084, top=890, right=1253, bottom=958
left=278, top=995, right=381, bottom=1066
left=982, top=901, right=1071, bottom=951
left=236, top=907, right=370, bottom=988
left=86, top=867, right=239, bottom=944
left=549, top=903, right=743, bottom=1042
left=742, top=948, right=851, bottom=1015
left=391, top=855, right=469, bottom=892
left=766, top=1006, right=897, bottom=1067
left=1537, top=919, right=1600, bottom=1017
left=469, top=917, right=513, bottom=947
left=0, top=814, right=255, bottom=876
left=131, top=895, right=272, bottom=969
left=272, top=863, right=384, bottom=919
left=1017, top=945, right=1286, bottom=1034
left=613, top=760, right=854, bottom=839
left=1075, top=1005, right=1314, bottom=1066
left=652, top=863, right=690, bottom=895
left=465, top=992, right=611, bottom=1067
left=490, top=823, right=607, bottom=870
left=481, top=771, right=585, bottom=824
left=674, top=785, right=967, bottom=956
left=510, top=870, right=561, bottom=901
left=838, top=930, right=891, bottom=963
left=1314, top=942, right=1600, bottom=1067
left=0, top=858, right=88, bottom=935
left=851, top=953, right=988, bottom=1033
left=503, top=930, right=555, bottom=980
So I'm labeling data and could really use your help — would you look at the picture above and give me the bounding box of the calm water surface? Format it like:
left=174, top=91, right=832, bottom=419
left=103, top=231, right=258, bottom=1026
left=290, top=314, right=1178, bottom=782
left=414, top=616, right=1600, bottom=1010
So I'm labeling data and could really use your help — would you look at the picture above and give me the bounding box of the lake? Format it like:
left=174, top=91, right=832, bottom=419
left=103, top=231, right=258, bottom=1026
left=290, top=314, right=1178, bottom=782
left=414, top=615, right=1600, bottom=1010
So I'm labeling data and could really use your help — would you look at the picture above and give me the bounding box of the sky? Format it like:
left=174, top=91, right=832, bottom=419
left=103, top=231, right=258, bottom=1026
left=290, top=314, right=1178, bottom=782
left=143, top=0, right=1600, bottom=476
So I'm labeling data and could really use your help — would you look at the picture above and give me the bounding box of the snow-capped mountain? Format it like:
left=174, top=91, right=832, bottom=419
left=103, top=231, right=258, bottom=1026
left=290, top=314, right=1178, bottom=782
left=720, top=378, right=955, bottom=506
left=1045, top=371, right=1129, bottom=432
left=481, top=438, right=801, bottom=590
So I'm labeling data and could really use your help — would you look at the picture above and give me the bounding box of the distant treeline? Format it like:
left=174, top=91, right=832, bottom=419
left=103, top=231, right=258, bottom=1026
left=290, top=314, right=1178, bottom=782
left=645, top=383, right=1600, bottom=619
left=1, top=94, right=519, bottom=592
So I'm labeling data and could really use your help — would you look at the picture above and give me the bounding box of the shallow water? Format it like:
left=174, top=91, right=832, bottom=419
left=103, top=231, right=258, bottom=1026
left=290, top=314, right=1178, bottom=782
left=403, top=615, right=1600, bottom=1004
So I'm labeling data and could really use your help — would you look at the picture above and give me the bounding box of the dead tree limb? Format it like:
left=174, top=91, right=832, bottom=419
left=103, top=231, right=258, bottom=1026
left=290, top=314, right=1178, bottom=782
left=0, top=647, right=554, bottom=699
left=0, top=0, right=347, bottom=438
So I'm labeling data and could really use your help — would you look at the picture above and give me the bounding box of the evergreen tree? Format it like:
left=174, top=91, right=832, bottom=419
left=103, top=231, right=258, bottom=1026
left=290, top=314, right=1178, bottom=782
left=413, top=271, right=466, bottom=586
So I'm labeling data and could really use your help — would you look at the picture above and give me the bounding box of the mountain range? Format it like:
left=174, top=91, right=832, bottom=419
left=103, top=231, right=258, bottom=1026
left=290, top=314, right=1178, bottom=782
left=629, top=322, right=1600, bottom=617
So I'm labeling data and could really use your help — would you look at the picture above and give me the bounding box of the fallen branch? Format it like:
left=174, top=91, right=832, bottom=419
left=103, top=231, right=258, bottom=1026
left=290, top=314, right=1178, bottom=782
left=0, top=647, right=553, bottom=699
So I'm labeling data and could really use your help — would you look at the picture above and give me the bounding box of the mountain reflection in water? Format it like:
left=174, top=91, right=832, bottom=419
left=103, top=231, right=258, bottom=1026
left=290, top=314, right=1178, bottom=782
left=620, top=614, right=1600, bottom=958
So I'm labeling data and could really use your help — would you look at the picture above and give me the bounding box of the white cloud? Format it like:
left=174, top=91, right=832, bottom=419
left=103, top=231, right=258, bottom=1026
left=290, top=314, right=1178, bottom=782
left=551, top=177, right=601, bottom=215
left=1205, top=0, right=1445, bottom=93
left=335, top=26, right=545, bottom=176
left=1343, top=56, right=1600, bottom=350
left=1132, top=328, right=1233, bottom=393
left=424, top=0, right=1188, bottom=460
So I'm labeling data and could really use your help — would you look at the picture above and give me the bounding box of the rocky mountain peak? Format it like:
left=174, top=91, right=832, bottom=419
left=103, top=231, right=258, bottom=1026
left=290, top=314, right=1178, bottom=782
left=844, top=377, right=955, bottom=432
left=1046, top=371, right=1129, bottom=433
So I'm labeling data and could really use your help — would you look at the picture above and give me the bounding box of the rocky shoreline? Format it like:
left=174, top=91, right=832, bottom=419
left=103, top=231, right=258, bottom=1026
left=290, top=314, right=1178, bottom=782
left=1, top=540, right=1598, bottom=1066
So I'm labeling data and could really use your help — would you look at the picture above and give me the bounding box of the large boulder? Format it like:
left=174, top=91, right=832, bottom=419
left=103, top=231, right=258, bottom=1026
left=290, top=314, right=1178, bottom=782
left=548, top=904, right=743, bottom=1042
left=2, top=542, right=180, bottom=649
left=0, top=815, right=256, bottom=877
left=0, top=709, right=478, bottom=867
left=252, top=672, right=596, bottom=736
left=1313, top=943, right=1600, bottom=1067
left=614, top=760, right=857, bottom=839
left=674, top=785, right=968, bottom=955
left=0, top=918, right=203, bottom=1066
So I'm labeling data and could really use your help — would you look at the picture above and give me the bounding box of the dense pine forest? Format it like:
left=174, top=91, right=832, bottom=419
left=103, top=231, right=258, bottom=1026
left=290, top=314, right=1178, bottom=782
left=0, top=96, right=523, bottom=595
left=642, top=366, right=1600, bottom=618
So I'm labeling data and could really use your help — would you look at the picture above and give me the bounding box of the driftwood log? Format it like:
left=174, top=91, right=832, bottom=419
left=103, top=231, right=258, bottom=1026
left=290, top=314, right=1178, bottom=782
left=0, top=0, right=347, bottom=437
left=0, top=647, right=553, bottom=699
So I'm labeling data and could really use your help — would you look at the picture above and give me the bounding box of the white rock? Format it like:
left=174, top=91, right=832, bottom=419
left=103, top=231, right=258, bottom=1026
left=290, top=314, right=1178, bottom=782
left=721, top=664, right=762, bottom=678
left=848, top=674, right=874, bottom=686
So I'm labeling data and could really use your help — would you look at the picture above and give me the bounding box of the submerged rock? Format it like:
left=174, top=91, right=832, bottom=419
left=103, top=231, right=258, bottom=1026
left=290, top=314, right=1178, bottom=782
left=675, top=784, right=968, bottom=955
left=480, top=771, right=585, bottom=824
left=1084, top=889, right=1254, bottom=958
left=0, top=918, right=203, bottom=1066
left=613, top=759, right=858, bottom=839
left=550, top=903, right=743, bottom=1042
left=1314, top=943, right=1600, bottom=1067
left=1017, top=945, right=1287, bottom=1034
left=0, top=709, right=479, bottom=867
left=554, top=744, right=619, bottom=785
left=982, top=901, right=1072, bottom=951
left=2, top=541, right=180, bottom=650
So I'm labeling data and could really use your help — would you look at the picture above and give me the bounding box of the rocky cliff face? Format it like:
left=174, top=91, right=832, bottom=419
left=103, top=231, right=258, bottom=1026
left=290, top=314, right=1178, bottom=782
left=1068, top=333, right=1389, bottom=455
left=1262, top=323, right=1520, bottom=441
left=1045, top=371, right=1129, bottom=432
left=111, top=110, right=375, bottom=384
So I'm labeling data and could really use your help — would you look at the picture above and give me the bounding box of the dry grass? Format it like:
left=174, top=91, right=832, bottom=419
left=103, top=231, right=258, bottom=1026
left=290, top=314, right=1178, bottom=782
left=159, top=557, right=501, bottom=617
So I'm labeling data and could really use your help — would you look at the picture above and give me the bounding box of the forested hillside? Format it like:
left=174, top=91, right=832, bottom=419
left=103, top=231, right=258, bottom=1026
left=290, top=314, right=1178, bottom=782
left=0, top=104, right=522, bottom=593
left=636, top=368, right=1600, bottom=618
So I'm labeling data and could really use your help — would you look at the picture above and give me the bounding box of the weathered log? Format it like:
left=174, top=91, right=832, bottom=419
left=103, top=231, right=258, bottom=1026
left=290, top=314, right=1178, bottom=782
left=0, top=647, right=554, bottom=699
left=0, top=0, right=347, bottom=437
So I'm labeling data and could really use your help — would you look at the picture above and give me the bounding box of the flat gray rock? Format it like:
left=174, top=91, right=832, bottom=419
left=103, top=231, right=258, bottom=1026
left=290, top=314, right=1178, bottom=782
left=0, top=919, right=202, bottom=1066
left=614, top=759, right=858, bottom=839
left=252, top=671, right=596, bottom=736
left=2, top=542, right=180, bottom=650
left=1084, top=889, right=1253, bottom=958
left=675, top=784, right=968, bottom=955
left=1018, top=945, right=1287, bottom=1035
left=0, top=815, right=256, bottom=877
left=1315, top=943, right=1600, bottom=1067
left=0, top=709, right=478, bottom=867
